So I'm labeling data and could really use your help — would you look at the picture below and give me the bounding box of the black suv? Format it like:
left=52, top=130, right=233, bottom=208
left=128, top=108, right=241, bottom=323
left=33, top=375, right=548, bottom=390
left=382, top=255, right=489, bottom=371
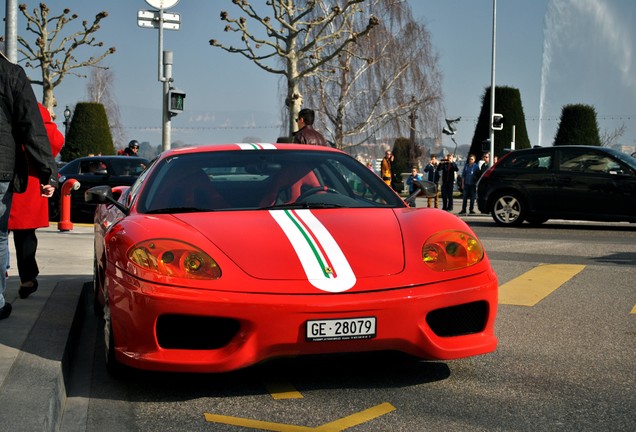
left=477, top=146, right=636, bottom=226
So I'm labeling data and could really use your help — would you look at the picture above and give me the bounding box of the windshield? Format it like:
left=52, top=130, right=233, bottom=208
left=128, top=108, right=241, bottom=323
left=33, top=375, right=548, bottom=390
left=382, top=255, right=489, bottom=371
left=138, top=150, right=405, bottom=213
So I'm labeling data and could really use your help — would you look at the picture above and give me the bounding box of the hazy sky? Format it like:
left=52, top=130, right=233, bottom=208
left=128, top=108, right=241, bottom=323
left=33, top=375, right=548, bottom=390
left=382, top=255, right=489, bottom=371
left=3, top=0, right=635, bottom=150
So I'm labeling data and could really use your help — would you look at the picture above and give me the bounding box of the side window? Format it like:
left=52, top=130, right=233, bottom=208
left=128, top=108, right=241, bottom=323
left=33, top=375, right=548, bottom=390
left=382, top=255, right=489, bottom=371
left=502, top=152, right=552, bottom=170
left=79, top=160, right=107, bottom=174
left=559, top=149, right=616, bottom=174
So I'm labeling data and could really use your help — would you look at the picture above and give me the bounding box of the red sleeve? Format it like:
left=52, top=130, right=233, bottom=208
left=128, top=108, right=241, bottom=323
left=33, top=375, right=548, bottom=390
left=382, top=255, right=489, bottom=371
left=38, top=103, right=65, bottom=157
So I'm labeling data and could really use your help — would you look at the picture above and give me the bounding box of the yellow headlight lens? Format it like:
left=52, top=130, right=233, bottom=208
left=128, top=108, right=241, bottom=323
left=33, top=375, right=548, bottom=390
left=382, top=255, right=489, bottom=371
left=128, top=239, right=221, bottom=280
left=422, top=230, right=484, bottom=271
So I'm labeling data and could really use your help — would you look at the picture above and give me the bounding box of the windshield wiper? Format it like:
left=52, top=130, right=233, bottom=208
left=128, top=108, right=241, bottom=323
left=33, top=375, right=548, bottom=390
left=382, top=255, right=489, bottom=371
left=145, top=207, right=215, bottom=214
left=261, top=202, right=343, bottom=210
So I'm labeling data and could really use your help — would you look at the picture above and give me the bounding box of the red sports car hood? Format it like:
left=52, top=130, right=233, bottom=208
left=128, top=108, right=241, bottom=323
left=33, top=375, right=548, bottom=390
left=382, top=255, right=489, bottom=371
left=172, top=209, right=405, bottom=291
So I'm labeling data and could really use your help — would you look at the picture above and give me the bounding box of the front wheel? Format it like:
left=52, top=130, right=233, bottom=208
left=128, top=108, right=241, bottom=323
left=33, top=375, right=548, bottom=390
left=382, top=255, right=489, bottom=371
left=92, top=258, right=103, bottom=316
left=103, top=298, right=125, bottom=377
left=491, top=192, right=525, bottom=226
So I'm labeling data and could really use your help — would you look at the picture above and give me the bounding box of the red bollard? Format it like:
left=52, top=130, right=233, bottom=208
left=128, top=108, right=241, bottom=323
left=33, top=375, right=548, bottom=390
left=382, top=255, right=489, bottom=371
left=57, top=178, right=81, bottom=231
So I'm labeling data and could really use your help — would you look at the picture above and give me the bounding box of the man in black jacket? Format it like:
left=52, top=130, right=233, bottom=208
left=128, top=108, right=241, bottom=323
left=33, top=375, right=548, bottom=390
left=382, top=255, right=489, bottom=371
left=0, top=49, right=58, bottom=319
left=292, top=108, right=328, bottom=146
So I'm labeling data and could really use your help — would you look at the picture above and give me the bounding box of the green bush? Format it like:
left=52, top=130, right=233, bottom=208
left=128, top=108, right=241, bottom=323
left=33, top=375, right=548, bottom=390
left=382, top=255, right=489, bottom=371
left=60, top=102, right=115, bottom=161
left=553, top=104, right=601, bottom=146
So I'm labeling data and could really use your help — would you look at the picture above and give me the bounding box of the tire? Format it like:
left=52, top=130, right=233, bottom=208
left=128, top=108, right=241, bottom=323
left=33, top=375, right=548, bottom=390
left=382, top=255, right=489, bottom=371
left=491, top=192, right=525, bottom=226
left=92, top=258, right=103, bottom=317
left=103, top=297, right=125, bottom=377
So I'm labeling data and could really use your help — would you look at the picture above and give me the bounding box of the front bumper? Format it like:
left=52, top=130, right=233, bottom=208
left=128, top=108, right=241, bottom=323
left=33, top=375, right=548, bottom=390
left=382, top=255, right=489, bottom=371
left=106, top=269, right=498, bottom=373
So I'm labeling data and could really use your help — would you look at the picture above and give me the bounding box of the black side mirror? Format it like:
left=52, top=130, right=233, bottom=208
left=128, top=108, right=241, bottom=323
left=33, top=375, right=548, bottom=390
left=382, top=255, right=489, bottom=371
left=85, top=185, right=130, bottom=216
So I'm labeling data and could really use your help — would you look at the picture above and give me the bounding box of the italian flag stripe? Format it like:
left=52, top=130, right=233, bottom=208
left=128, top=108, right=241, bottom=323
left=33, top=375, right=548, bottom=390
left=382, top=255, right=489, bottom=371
left=270, top=209, right=356, bottom=292
left=285, top=209, right=334, bottom=279
left=237, top=143, right=277, bottom=150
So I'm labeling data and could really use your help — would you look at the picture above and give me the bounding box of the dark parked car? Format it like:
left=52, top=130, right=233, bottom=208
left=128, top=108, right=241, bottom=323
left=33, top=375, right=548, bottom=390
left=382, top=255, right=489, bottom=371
left=50, top=156, right=148, bottom=222
left=477, top=145, right=636, bottom=226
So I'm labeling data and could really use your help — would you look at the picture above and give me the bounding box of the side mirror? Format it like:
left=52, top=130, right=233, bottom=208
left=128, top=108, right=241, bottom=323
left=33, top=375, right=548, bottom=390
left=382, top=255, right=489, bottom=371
left=404, top=180, right=437, bottom=207
left=85, top=185, right=130, bottom=216
left=413, top=180, right=437, bottom=198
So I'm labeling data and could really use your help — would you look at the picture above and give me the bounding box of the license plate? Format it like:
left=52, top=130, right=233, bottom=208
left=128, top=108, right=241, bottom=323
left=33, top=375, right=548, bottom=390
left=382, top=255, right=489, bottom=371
left=306, top=317, right=376, bottom=342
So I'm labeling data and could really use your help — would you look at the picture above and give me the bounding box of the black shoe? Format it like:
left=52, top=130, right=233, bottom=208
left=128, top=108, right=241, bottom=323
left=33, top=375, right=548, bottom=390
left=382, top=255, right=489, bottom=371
left=0, top=303, right=12, bottom=320
left=458, top=211, right=466, bottom=215
left=19, top=279, right=38, bottom=299
left=469, top=211, right=476, bottom=214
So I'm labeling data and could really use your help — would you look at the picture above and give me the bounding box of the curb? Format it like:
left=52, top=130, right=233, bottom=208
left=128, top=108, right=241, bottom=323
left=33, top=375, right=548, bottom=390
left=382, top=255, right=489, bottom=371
left=0, top=279, right=88, bottom=432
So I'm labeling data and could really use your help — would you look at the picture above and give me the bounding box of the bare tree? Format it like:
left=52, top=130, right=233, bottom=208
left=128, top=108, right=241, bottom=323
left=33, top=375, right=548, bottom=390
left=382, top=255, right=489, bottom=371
left=600, top=124, right=626, bottom=148
left=17, top=3, right=116, bottom=117
left=209, top=0, right=379, bottom=138
left=86, top=68, right=125, bottom=148
left=301, top=0, right=443, bottom=149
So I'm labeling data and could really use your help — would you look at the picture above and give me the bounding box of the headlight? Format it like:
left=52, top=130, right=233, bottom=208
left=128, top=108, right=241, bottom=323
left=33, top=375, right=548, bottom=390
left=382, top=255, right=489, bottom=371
left=128, top=239, right=221, bottom=280
left=422, top=230, right=484, bottom=271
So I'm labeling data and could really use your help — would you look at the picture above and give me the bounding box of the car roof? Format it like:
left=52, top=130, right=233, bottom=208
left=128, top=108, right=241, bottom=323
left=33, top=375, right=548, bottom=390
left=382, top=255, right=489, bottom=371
left=70, top=155, right=148, bottom=161
left=159, top=143, right=340, bottom=158
left=510, top=145, right=613, bottom=153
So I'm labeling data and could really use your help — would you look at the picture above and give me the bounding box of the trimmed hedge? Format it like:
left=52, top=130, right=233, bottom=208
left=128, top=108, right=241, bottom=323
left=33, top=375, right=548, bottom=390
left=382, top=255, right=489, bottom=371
left=60, top=102, right=115, bottom=161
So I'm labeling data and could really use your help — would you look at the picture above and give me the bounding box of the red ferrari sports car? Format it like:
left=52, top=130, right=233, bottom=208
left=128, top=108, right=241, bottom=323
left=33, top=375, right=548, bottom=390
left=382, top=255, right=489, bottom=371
left=86, top=143, right=498, bottom=374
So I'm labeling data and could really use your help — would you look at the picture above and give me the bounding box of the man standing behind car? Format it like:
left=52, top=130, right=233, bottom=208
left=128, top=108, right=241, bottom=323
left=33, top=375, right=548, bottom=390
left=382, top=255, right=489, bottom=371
left=0, top=47, right=58, bottom=320
left=293, top=108, right=328, bottom=146
left=423, top=154, right=440, bottom=208
left=437, top=153, right=458, bottom=212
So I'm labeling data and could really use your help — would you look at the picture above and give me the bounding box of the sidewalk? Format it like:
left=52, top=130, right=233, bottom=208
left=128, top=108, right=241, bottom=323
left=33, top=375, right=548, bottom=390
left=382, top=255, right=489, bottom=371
left=0, top=224, right=94, bottom=432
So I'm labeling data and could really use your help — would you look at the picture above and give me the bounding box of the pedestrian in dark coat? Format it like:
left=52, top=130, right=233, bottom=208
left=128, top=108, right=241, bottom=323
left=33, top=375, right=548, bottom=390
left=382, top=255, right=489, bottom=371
left=437, top=154, right=458, bottom=211
left=0, top=49, right=58, bottom=319
left=8, top=104, right=64, bottom=299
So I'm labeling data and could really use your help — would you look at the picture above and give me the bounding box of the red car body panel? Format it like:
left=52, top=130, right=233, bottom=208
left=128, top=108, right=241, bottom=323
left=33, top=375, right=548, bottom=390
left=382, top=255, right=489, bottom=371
left=92, top=144, right=498, bottom=373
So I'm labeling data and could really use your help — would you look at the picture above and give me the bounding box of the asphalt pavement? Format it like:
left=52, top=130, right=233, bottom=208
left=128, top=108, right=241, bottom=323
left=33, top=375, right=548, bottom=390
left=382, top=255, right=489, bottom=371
left=0, top=197, right=484, bottom=432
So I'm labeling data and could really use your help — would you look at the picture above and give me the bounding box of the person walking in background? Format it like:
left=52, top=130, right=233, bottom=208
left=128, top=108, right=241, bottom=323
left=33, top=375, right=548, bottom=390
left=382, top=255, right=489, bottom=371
left=437, top=153, right=458, bottom=211
left=423, top=154, right=440, bottom=208
left=405, top=167, right=422, bottom=207
left=381, top=150, right=394, bottom=186
left=8, top=104, right=64, bottom=300
left=458, top=154, right=480, bottom=215
left=292, top=108, right=328, bottom=146
left=0, top=47, right=58, bottom=320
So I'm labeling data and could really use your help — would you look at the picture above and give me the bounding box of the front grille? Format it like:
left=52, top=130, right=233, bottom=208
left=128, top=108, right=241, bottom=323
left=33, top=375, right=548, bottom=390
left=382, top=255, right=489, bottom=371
left=156, top=315, right=240, bottom=349
left=425, top=301, right=488, bottom=337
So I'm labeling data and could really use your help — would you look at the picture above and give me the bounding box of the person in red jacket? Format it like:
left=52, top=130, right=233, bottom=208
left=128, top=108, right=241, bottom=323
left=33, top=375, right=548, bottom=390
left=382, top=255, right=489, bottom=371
left=8, top=103, right=64, bottom=299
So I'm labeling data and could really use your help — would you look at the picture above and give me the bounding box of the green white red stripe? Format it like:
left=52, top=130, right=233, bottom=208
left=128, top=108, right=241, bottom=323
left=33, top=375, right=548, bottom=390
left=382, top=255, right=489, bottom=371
left=270, top=209, right=356, bottom=292
left=237, top=143, right=277, bottom=150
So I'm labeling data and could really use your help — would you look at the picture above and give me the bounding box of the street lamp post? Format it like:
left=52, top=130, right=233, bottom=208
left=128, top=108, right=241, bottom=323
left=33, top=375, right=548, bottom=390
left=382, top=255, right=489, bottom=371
left=63, top=105, right=71, bottom=137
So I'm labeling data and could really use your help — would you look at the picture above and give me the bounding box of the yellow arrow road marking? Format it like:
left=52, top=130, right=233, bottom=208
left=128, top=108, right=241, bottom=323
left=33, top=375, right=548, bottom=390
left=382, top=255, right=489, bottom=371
left=498, top=264, right=585, bottom=306
left=203, top=402, right=396, bottom=431
left=631, top=304, right=636, bottom=314
left=264, top=379, right=304, bottom=400
left=315, top=402, right=396, bottom=431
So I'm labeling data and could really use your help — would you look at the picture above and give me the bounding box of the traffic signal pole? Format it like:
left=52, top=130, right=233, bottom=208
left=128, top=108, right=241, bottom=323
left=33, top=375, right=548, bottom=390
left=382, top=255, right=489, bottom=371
left=489, top=0, right=497, bottom=168
left=138, top=1, right=182, bottom=152
left=162, top=50, right=173, bottom=152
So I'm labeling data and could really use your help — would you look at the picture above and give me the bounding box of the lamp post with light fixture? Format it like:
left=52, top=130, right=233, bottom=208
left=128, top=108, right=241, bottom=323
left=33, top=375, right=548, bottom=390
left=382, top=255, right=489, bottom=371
left=63, top=105, right=71, bottom=137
